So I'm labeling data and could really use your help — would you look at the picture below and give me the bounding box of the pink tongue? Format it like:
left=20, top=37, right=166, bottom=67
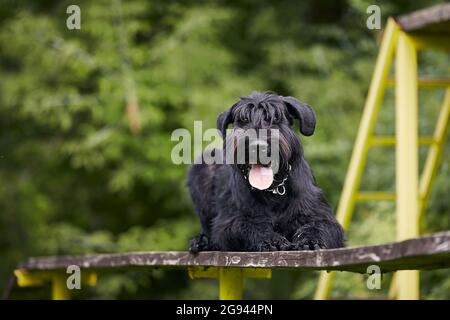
left=248, top=165, right=274, bottom=190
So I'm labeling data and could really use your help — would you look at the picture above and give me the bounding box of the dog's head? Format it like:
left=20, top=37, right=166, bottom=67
left=217, top=91, right=315, bottom=191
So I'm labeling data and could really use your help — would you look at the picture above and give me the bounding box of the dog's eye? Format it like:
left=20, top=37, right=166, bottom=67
left=272, top=114, right=280, bottom=124
left=239, top=116, right=249, bottom=124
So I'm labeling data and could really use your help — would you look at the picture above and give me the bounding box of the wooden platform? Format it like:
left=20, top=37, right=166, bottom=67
left=396, top=3, right=450, bottom=34
left=17, top=232, right=450, bottom=274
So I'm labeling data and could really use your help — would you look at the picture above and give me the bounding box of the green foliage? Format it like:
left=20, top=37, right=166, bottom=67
left=0, top=0, right=448, bottom=299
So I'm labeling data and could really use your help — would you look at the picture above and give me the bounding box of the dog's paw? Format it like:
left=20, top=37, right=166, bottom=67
left=270, top=234, right=291, bottom=251
left=189, top=234, right=211, bottom=253
left=291, top=230, right=326, bottom=251
left=255, top=241, right=277, bottom=252
left=254, top=234, right=291, bottom=252
left=291, top=238, right=325, bottom=251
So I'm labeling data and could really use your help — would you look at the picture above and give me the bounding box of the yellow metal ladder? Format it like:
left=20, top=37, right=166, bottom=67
left=314, top=18, right=450, bottom=300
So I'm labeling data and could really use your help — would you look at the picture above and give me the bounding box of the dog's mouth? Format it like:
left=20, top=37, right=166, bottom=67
left=248, top=164, right=273, bottom=190
left=239, top=163, right=275, bottom=190
left=239, top=156, right=290, bottom=192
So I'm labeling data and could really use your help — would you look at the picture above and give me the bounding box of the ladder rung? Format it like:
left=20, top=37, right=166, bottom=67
left=419, top=137, right=436, bottom=145
left=370, top=136, right=435, bottom=145
left=386, top=78, right=450, bottom=88
left=355, top=192, right=396, bottom=201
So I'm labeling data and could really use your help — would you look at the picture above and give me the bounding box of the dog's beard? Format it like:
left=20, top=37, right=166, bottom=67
left=225, top=128, right=292, bottom=191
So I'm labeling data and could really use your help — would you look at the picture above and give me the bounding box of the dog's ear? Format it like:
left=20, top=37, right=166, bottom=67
left=216, top=108, right=234, bottom=138
left=282, top=96, right=316, bottom=136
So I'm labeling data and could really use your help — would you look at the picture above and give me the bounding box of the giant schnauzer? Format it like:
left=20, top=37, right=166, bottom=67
left=188, top=92, right=344, bottom=252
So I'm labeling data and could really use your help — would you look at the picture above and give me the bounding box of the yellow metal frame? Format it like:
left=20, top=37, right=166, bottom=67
left=315, top=18, right=450, bottom=300
left=395, top=31, right=419, bottom=300
left=188, top=267, right=272, bottom=300
left=14, top=269, right=97, bottom=300
left=14, top=266, right=271, bottom=300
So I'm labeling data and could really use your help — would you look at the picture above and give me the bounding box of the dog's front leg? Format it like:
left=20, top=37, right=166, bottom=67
left=189, top=233, right=215, bottom=253
left=291, top=219, right=344, bottom=250
left=212, top=213, right=290, bottom=252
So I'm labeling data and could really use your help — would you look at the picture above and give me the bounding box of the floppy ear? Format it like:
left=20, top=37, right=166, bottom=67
left=282, top=96, right=316, bottom=136
left=216, top=108, right=233, bottom=138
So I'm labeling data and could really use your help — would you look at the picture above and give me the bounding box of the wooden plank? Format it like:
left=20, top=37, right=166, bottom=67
left=396, top=3, right=450, bottom=34
left=17, top=232, right=450, bottom=274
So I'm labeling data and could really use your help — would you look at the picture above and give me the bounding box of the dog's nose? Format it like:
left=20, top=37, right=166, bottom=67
left=249, top=140, right=268, bottom=155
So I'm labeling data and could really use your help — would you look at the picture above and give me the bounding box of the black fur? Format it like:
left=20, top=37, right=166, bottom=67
left=188, top=92, right=344, bottom=252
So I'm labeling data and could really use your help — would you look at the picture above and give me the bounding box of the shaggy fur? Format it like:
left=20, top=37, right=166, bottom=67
left=188, top=92, right=344, bottom=252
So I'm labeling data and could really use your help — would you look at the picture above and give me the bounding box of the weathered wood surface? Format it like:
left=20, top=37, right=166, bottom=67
left=396, top=3, right=450, bottom=33
left=18, top=232, right=450, bottom=274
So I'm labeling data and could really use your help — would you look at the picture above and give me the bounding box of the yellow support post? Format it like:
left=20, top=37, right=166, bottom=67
left=188, top=267, right=271, bottom=300
left=418, top=88, right=450, bottom=224
left=52, top=274, right=71, bottom=300
left=14, top=270, right=47, bottom=287
left=395, top=31, right=419, bottom=300
left=389, top=88, right=450, bottom=299
left=14, top=269, right=97, bottom=300
left=315, top=18, right=400, bottom=300
left=335, top=17, right=399, bottom=229
left=188, top=267, right=219, bottom=279
left=388, top=275, right=397, bottom=299
left=219, top=268, right=243, bottom=300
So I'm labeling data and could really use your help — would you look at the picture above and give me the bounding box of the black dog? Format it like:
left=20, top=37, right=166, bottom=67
left=188, top=92, right=344, bottom=252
